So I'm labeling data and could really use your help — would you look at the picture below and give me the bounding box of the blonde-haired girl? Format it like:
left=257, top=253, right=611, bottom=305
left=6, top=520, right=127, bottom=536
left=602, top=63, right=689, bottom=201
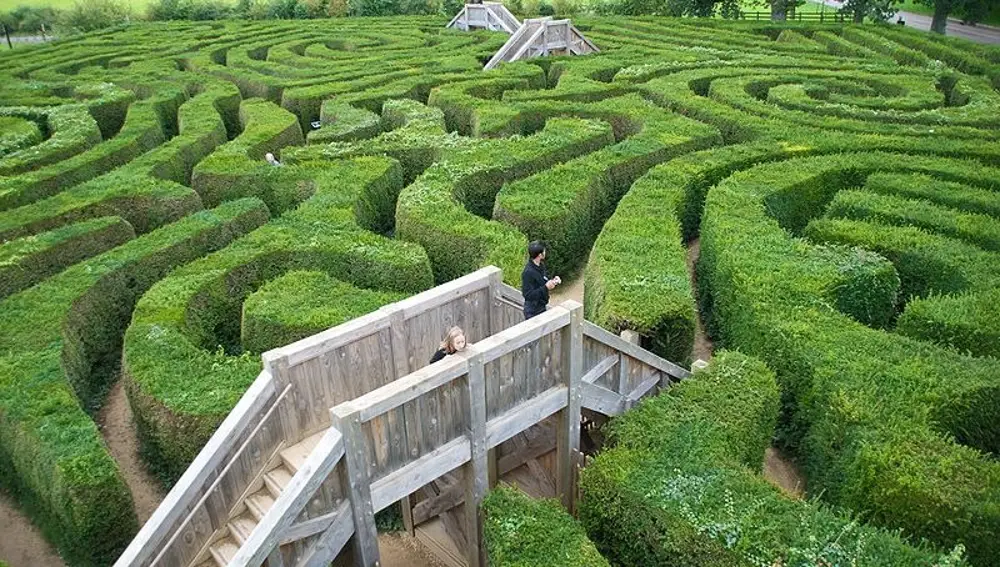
left=430, top=326, right=467, bottom=364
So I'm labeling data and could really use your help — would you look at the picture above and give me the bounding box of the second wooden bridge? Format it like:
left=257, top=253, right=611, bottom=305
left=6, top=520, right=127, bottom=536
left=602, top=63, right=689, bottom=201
left=115, top=266, right=690, bottom=567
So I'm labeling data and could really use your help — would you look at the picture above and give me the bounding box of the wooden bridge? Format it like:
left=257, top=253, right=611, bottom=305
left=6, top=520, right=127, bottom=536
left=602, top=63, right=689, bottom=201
left=114, top=267, right=689, bottom=567
left=483, top=17, right=599, bottom=70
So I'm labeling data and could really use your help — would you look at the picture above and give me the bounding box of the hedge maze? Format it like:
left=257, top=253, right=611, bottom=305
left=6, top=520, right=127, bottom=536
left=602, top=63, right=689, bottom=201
left=0, top=14, right=998, bottom=567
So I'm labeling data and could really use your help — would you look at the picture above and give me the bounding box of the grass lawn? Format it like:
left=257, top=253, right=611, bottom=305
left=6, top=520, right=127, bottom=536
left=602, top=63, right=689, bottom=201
left=0, top=0, right=157, bottom=12
left=896, top=0, right=1000, bottom=25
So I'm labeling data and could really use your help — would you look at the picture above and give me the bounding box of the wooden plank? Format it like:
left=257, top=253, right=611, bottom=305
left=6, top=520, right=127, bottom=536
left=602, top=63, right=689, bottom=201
left=582, top=355, right=618, bottom=385
left=117, top=371, right=276, bottom=567
left=582, top=320, right=690, bottom=380
left=267, top=546, right=286, bottom=567
left=331, top=407, right=380, bottom=567
left=279, top=504, right=344, bottom=544
left=474, top=307, right=570, bottom=364
left=355, top=354, right=469, bottom=422
left=268, top=309, right=389, bottom=367
left=370, top=435, right=472, bottom=513
left=625, top=372, right=661, bottom=407
left=580, top=382, right=626, bottom=417
left=395, top=267, right=498, bottom=319
left=618, top=331, right=639, bottom=394
left=463, top=353, right=488, bottom=567
left=484, top=386, right=567, bottom=449
left=295, top=501, right=355, bottom=567
left=557, top=301, right=583, bottom=512
left=231, top=427, right=344, bottom=566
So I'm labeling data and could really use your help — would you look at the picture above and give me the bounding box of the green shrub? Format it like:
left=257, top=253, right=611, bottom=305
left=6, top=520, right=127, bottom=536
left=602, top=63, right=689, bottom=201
left=864, top=173, right=1000, bottom=219
left=0, top=216, right=135, bottom=299
left=581, top=350, right=966, bottom=566
left=697, top=151, right=1000, bottom=564
left=58, top=0, right=131, bottom=33
left=0, top=198, right=267, bottom=566
left=241, top=270, right=404, bottom=352
left=896, top=289, right=1000, bottom=360
left=484, top=485, right=609, bottom=567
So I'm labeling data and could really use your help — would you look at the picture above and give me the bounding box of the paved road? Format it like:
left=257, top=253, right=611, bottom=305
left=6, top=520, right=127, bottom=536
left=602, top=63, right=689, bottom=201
left=811, top=0, right=1000, bottom=44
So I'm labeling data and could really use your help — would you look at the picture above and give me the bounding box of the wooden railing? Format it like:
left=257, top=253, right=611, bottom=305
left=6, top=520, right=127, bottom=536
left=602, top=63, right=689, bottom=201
left=117, top=266, right=690, bottom=567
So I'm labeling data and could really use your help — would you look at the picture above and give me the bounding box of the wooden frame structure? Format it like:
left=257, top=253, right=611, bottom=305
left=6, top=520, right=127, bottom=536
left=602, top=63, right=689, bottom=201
left=115, top=267, right=688, bottom=567
left=446, top=3, right=522, bottom=34
left=483, top=17, right=599, bottom=70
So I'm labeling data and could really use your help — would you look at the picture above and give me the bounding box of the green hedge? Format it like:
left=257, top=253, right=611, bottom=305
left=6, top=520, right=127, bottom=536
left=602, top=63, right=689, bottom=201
left=308, top=101, right=381, bottom=144
left=864, top=172, right=1000, bottom=219
left=0, top=116, right=44, bottom=161
left=396, top=117, right=613, bottom=285
left=581, top=350, right=966, bottom=566
left=192, top=98, right=305, bottom=212
left=697, top=151, right=1000, bottom=565
left=124, top=157, right=432, bottom=482
left=897, top=289, right=1000, bottom=360
left=0, top=198, right=267, bottom=566
left=0, top=216, right=135, bottom=299
left=241, top=270, right=404, bottom=353
left=483, top=485, right=610, bottom=567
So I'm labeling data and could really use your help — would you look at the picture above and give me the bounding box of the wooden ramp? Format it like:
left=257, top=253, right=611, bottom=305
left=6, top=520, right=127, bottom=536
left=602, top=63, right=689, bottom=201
left=114, top=267, right=688, bottom=567
left=446, top=2, right=521, bottom=34
left=484, top=17, right=599, bottom=70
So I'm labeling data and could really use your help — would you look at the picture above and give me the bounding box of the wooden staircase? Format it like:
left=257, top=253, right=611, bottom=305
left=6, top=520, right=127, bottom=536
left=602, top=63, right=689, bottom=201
left=193, top=432, right=324, bottom=567
left=483, top=17, right=599, bottom=70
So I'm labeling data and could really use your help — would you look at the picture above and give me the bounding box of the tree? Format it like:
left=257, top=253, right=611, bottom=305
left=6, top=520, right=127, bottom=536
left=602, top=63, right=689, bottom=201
left=840, top=0, right=897, bottom=22
left=915, top=0, right=958, bottom=33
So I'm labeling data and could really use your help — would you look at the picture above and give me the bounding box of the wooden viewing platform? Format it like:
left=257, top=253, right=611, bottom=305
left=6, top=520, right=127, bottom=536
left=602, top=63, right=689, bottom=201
left=446, top=3, right=522, bottom=34
left=114, top=267, right=689, bottom=567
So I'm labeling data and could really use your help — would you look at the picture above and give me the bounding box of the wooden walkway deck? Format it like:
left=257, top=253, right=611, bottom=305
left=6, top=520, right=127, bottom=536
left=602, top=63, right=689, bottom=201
left=114, top=267, right=689, bottom=567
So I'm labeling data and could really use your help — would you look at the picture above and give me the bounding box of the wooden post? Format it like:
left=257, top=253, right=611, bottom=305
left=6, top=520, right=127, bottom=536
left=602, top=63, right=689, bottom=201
left=618, top=330, right=639, bottom=396
left=462, top=351, right=488, bottom=567
left=331, top=405, right=380, bottom=567
left=556, top=301, right=583, bottom=513
left=486, top=269, right=504, bottom=489
left=385, top=307, right=416, bottom=536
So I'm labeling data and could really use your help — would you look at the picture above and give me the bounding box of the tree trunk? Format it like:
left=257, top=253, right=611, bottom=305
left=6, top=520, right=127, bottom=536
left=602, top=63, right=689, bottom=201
left=931, top=0, right=950, bottom=34
left=771, top=0, right=787, bottom=21
left=852, top=0, right=866, bottom=23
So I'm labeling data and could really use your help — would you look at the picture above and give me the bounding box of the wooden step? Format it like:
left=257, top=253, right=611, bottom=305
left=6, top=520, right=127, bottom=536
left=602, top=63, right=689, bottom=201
left=264, top=465, right=294, bottom=496
left=279, top=430, right=326, bottom=473
left=246, top=489, right=276, bottom=522
left=209, top=535, right=240, bottom=567
left=227, top=512, right=258, bottom=545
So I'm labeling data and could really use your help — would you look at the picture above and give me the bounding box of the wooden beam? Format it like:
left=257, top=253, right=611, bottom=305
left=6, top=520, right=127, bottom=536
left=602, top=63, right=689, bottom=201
left=412, top=428, right=557, bottom=525
left=582, top=321, right=690, bottom=380
left=267, top=546, right=285, bottom=567
left=370, top=436, right=471, bottom=513
left=581, top=355, right=618, bottom=385
left=580, top=382, right=625, bottom=417
left=280, top=506, right=342, bottom=544
left=463, top=353, right=488, bottom=567
left=353, top=355, right=469, bottom=422
left=331, top=408, right=380, bottom=567
left=625, top=373, right=661, bottom=408
left=116, top=371, right=277, bottom=567
left=557, top=301, right=583, bottom=513
left=484, top=386, right=567, bottom=449
left=394, top=267, right=498, bottom=320
left=268, top=310, right=389, bottom=367
left=231, top=427, right=344, bottom=566
left=474, top=308, right=570, bottom=364
left=295, top=502, right=355, bottom=567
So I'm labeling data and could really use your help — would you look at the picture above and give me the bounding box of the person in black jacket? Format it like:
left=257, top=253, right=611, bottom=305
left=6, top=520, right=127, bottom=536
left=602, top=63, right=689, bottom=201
left=521, top=241, right=560, bottom=320
left=429, top=326, right=467, bottom=364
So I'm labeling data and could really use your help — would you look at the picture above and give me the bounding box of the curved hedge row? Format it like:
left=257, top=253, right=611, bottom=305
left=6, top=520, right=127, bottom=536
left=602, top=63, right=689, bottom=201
left=2, top=16, right=1000, bottom=565
left=580, top=350, right=967, bottom=566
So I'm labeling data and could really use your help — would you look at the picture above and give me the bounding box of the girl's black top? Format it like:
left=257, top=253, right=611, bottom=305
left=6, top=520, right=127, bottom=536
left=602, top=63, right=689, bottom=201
left=430, top=348, right=448, bottom=364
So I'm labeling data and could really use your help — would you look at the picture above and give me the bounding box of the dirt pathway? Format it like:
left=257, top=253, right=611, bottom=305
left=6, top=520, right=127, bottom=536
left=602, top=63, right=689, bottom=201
left=0, top=491, right=65, bottom=567
left=380, top=533, right=448, bottom=567
left=97, top=379, right=165, bottom=526
left=549, top=272, right=585, bottom=305
left=686, top=238, right=715, bottom=364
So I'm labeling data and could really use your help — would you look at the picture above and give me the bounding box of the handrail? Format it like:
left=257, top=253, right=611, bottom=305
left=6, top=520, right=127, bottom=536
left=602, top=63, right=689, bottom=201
left=582, top=320, right=690, bottom=380
left=232, top=427, right=346, bottom=567
left=150, top=382, right=292, bottom=567
left=114, top=369, right=278, bottom=567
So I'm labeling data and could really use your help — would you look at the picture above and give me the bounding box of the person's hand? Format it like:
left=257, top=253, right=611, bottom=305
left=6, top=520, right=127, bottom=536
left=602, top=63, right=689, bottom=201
left=554, top=276, right=562, bottom=285
left=546, top=279, right=557, bottom=290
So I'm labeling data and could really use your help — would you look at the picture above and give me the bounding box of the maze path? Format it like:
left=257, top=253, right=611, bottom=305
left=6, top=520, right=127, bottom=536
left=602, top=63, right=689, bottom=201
left=0, top=15, right=999, bottom=566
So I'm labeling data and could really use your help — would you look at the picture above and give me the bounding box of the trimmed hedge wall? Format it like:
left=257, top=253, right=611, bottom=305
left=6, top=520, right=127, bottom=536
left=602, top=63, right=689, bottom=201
left=0, top=216, right=135, bottom=299
left=0, top=198, right=267, bottom=566
left=124, top=157, right=432, bottom=481
left=697, top=151, right=1000, bottom=564
left=580, top=351, right=968, bottom=566
left=484, top=485, right=610, bottom=567
left=241, top=270, right=404, bottom=353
